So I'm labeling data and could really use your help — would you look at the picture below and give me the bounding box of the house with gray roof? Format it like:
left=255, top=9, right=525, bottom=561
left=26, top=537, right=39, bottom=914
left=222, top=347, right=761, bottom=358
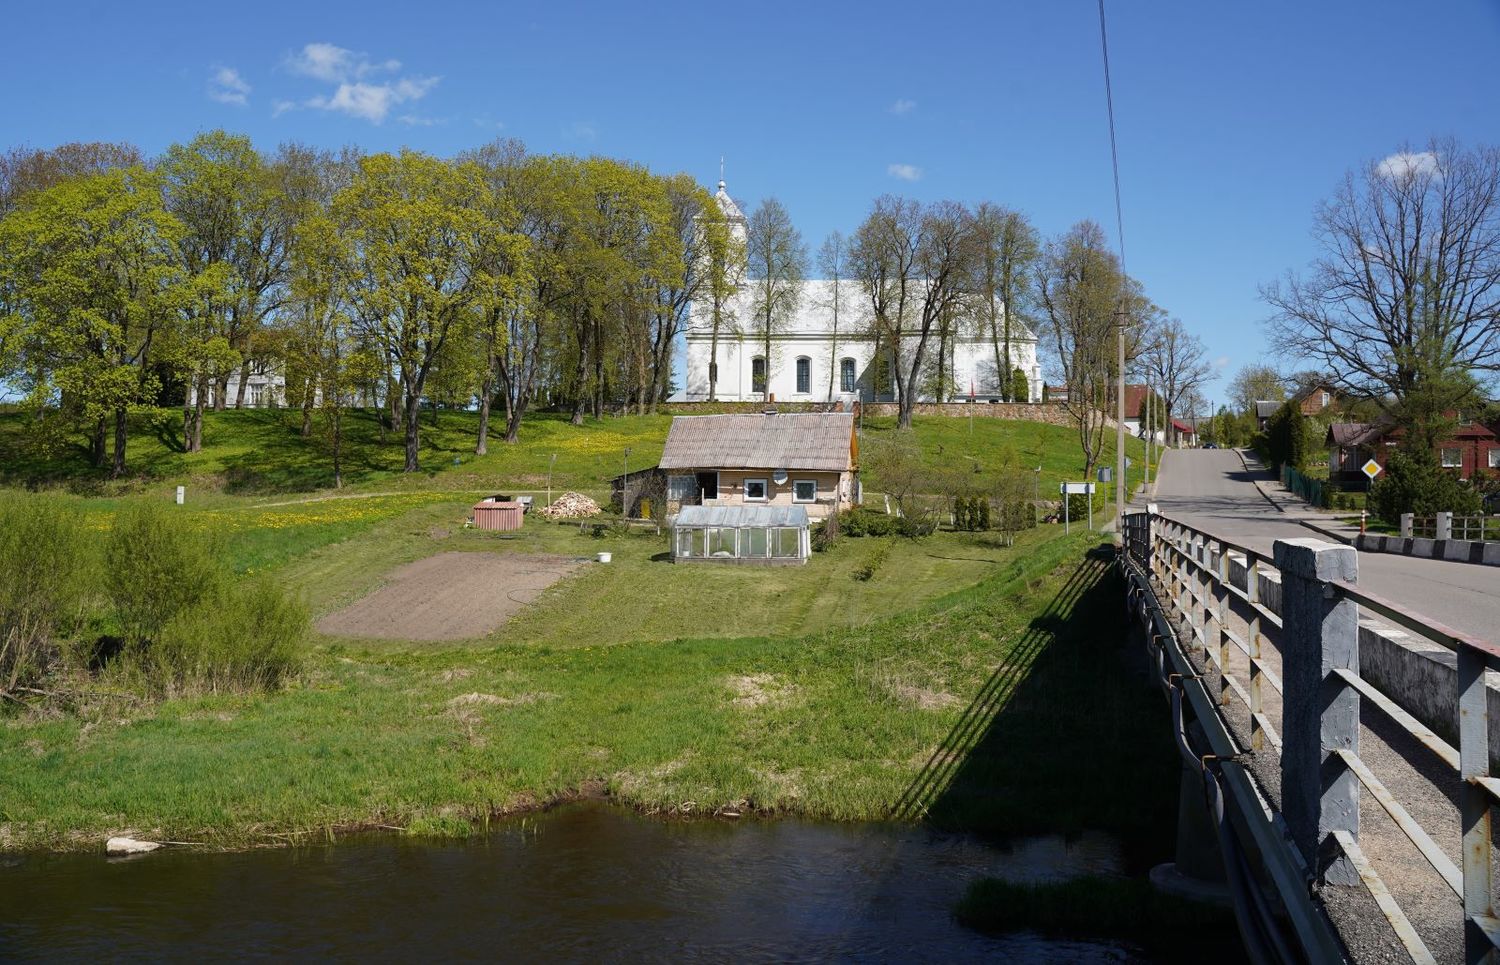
left=651, top=410, right=859, bottom=520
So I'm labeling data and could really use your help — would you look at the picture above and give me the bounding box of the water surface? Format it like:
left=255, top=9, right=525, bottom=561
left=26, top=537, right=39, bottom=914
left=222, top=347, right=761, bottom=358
left=2, top=803, right=1152, bottom=962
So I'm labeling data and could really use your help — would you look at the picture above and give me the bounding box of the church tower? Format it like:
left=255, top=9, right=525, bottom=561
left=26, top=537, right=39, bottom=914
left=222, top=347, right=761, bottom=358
left=712, top=176, right=748, bottom=248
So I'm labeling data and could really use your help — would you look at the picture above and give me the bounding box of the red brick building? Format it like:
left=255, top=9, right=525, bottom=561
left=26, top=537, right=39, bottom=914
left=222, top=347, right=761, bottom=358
left=1327, top=417, right=1500, bottom=484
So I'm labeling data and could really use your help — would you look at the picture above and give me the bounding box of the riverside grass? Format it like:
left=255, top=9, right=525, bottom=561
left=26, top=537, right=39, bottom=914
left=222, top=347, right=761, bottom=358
left=0, top=527, right=1176, bottom=852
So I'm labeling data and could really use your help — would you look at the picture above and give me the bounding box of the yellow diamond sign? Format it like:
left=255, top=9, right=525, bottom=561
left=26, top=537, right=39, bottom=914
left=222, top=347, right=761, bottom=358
left=1362, top=459, right=1383, bottom=480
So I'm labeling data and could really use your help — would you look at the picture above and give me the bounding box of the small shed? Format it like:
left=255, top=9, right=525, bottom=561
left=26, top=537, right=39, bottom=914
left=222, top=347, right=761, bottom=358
left=672, top=504, right=809, bottom=566
left=472, top=499, right=524, bottom=531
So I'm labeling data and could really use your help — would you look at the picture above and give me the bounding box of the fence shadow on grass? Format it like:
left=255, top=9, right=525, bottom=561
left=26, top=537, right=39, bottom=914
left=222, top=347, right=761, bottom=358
left=891, top=543, right=1177, bottom=858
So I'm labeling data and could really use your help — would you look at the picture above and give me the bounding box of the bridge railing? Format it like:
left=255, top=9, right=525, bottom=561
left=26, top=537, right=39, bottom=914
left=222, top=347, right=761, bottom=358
left=1120, top=508, right=1499, bottom=964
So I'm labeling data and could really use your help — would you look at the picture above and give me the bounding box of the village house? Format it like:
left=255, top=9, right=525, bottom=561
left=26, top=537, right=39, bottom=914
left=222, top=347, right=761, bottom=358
left=650, top=410, right=859, bottom=521
left=1326, top=417, right=1500, bottom=484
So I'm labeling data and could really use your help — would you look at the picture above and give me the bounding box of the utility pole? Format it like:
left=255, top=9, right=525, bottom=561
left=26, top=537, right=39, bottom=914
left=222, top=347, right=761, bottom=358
left=1145, top=380, right=1152, bottom=487
left=1115, top=310, right=1127, bottom=519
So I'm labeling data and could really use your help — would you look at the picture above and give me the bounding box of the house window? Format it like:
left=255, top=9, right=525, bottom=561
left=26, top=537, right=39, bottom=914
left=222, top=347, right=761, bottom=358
left=1489, top=448, right=1500, bottom=469
left=1441, top=447, right=1462, bottom=468
left=743, top=478, right=768, bottom=501
left=752, top=357, right=767, bottom=394
left=1320, top=391, right=1329, bottom=407
left=840, top=358, right=856, bottom=392
left=796, top=357, right=811, bottom=394
left=792, top=480, right=817, bottom=503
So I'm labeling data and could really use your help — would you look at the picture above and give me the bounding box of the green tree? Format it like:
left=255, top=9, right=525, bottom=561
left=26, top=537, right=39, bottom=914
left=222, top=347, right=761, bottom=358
left=1263, top=401, right=1313, bottom=471
left=1227, top=363, right=1285, bottom=416
left=0, top=167, right=187, bottom=475
left=1369, top=447, right=1483, bottom=523
left=1010, top=367, right=1029, bottom=404
left=336, top=150, right=520, bottom=472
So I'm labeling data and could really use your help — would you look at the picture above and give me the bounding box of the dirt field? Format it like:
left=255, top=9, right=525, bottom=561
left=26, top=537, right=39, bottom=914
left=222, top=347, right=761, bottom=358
left=316, top=552, right=584, bottom=641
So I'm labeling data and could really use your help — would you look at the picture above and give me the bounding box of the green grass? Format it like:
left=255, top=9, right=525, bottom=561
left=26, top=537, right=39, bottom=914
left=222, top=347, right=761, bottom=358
left=0, top=527, right=1176, bottom=851
left=0, top=408, right=1150, bottom=510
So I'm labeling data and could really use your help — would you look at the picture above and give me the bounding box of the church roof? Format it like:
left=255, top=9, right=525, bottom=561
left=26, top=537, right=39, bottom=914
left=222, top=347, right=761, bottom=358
left=714, top=179, right=746, bottom=222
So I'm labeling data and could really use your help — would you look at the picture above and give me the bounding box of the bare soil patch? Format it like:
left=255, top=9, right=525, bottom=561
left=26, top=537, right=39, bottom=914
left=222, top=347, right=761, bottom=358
left=317, top=552, right=582, bottom=641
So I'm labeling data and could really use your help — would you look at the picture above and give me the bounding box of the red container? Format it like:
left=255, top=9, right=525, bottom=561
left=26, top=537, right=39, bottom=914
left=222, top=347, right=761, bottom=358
left=472, top=500, right=524, bottom=531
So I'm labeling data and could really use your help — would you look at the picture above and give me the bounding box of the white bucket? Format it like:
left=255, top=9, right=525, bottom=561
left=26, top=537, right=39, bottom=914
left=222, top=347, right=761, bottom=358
left=596, top=552, right=612, bottom=564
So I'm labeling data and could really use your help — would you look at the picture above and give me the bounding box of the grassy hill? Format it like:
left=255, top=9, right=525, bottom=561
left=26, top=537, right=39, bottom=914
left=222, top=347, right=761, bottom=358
left=0, top=406, right=1147, bottom=504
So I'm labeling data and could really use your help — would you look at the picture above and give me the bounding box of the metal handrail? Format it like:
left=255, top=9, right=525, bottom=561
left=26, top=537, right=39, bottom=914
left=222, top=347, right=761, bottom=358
left=1122, top=509, right=1500, bottom=962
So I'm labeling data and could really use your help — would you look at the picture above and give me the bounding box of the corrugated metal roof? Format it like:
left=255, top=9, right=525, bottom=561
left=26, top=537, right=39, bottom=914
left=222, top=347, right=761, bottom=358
left=673, top=504, right=809, bottom=528
left=659, top=412, right=854, bottom=471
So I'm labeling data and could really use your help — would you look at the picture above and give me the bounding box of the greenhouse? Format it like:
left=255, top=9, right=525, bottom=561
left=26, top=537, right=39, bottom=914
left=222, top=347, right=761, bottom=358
left=671, top=504, right=810, bottom=566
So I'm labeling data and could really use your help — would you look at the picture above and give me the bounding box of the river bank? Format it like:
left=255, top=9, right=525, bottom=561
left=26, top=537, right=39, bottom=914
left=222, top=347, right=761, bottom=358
left=0, top=527, right=1176, bottom=855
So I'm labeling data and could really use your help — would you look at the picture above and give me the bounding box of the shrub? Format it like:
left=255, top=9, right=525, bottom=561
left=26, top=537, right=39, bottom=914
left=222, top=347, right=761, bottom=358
left=0, top=494, right=94, bottom=694
left=1368, top=449, right=1484, bottom=524
left=976, top=497, right=992, bottom=531
left=154, top=576, right=306, bottom=691
left=852, top=542, right=891, bottom=581
left=841, top=507, right=897, bottom=537
left=1263, top=402, right=1315, bottom=471
left=104, top=503, right=224, bottom=649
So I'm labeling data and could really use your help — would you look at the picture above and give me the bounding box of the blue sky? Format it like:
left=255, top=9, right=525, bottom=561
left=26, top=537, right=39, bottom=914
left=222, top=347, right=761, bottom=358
left=4, top=0, right=1498, bottom=406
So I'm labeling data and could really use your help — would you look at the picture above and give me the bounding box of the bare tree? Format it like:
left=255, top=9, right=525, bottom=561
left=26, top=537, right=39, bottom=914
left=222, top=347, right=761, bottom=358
left=745, top=197, right=806, bottom=401
left=970, top=203, right=1039, bottom=399
left=850, top=197, right=976, bottom=428
left=1036, top=220, right=1152, bottom=479
left=1226, top=363, right=1285, bottom=415
left=817, top=230, right=850, bottom=398
left=1139, top=317, right=1213, bottom=446
left=1265, top=138, right=1500, bottom=441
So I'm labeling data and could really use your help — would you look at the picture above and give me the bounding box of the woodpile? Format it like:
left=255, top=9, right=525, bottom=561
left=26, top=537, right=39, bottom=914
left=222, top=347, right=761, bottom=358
left=539, top=492, right=601, bottom=519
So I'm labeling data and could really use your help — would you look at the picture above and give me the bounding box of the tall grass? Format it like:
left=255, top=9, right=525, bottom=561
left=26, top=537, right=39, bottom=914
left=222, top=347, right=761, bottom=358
left=103, top=503, right=306, bottom=692
left=0, top=494, right=94, bottom=695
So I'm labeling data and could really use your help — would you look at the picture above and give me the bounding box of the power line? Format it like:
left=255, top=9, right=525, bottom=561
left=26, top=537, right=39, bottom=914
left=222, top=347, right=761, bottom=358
left=1097, top=0, right=1129, bottom=520
left=1097, top=0, right=1127, bottom=277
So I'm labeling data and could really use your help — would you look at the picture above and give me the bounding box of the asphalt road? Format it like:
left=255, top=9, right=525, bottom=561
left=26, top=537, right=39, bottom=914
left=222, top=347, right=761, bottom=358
left=1147, top=448, right=1498, bottom=645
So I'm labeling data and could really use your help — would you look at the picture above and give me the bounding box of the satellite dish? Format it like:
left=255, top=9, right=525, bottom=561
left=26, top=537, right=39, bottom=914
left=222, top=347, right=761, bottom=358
left=772, top=469, right=789, bottom=484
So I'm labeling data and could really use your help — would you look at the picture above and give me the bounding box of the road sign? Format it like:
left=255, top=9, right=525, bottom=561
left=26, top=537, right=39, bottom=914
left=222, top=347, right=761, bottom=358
left=1059, top=482, right=1095, bottom=495
left=1362, top=459, right=1383, bottom=481
left=1097, top=467, right=1113, bottom=483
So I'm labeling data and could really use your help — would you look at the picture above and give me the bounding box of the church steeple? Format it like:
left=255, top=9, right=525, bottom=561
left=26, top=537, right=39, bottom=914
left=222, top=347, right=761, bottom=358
left=712, top=165, right=747, bottom=246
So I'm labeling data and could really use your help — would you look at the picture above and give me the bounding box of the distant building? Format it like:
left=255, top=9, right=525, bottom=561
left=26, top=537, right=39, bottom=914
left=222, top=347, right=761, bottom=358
left=680, top=180, right=1042, bottom=405
left=187, top=360, right=288, bottom=409
left=1254, top=400, right=1282, bottom=431
left=1291, top=380, right=1342, bottom=417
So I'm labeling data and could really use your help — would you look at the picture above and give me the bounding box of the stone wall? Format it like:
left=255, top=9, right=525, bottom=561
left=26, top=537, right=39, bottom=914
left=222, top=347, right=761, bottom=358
left=660, top=399, right=1089, bottom=427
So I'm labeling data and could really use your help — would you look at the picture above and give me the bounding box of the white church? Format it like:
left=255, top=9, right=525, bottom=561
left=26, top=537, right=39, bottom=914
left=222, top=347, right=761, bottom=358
left=679, top=180, right=1042, bottom=405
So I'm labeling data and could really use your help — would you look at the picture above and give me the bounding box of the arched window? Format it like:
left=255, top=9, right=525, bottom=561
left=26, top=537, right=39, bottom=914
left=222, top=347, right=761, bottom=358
left=795, top=357, right=811, bottom=394
left=751, top=356, right=767, bottom=394
left=840, top=357, right=856, bottom=393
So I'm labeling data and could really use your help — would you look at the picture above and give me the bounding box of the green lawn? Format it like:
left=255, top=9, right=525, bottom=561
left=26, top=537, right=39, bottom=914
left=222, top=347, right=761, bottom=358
left=0, top=407, right=1170, bottom=856
left=0, top=527, right=1177, bottom=852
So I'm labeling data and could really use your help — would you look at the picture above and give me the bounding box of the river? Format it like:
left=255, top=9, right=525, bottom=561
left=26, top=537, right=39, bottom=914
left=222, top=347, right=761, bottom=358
left=2, top=803, right=1156, bottom=962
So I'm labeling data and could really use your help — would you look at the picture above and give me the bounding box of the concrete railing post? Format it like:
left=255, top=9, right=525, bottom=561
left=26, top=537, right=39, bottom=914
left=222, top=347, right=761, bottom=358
left=1400, top=513, right=1413, bottom=539
left=1274, top=537, right=1360, bottom=887
left=1436, top=512, right=1453, bottom=542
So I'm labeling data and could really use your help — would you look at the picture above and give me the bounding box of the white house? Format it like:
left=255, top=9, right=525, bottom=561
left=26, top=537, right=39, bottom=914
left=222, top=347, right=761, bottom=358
left=186, top=360, right=289, bottom=408
left=680, top=181, right=1042, bottom=405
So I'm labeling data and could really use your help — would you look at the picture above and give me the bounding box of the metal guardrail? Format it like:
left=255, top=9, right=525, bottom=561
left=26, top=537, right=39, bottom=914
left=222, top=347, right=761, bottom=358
left=1403, top=513, right=1500, bottom=542
left=1120, top=509, right=1499, bottom=965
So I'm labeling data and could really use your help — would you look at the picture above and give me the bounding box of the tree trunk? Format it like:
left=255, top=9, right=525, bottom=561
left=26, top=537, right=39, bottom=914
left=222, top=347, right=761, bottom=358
left=91, top=415, right=107, bottom=469
left=213, top=372, right=229, bottom=412
left=110, top=407, right=128, bottom=478
left=403, top=393, right=421, bottom=472
left=234, top=357, right=251, bottom=409
left=190, top=384, right=205, bottom=453
left=332, top=406, right=343, bottom=488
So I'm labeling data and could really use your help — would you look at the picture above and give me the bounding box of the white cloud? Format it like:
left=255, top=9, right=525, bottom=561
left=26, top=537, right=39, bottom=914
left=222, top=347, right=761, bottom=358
left=889, top=98, right=916, bottom=115
left=271, top=99, right=296, bottom=118
left=565, top=121, right=598, bottom=141
left=398, top=114, right=443, bottom=127
left=1213, top=355, right=1230, bottom=370
left=1375, top=150, right=1440, bottom=180
left=305, top=76, right=439, bottom=124
left=207, top=66, right=251, bottom=106
left=285, top=42, right=399, bottom=83
left=887, top=163, right=922, bottom=181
